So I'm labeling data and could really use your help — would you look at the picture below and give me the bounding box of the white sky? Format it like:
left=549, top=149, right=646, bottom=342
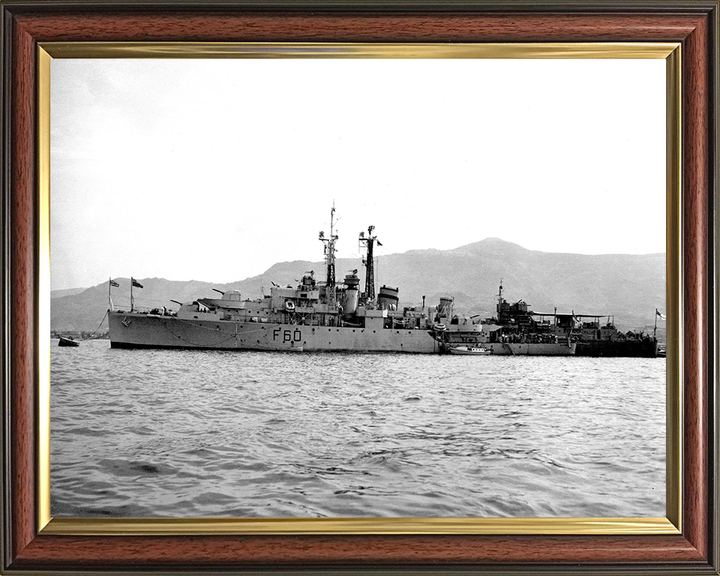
left=51, top=58, right=666, bottom=290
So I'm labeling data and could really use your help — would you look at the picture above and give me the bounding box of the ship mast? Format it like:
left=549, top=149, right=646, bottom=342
left=497, top=279, right=503, bottom=320
left=359, top=225, right=380, bottom=301
left=319, top=204, right=338, bottom=308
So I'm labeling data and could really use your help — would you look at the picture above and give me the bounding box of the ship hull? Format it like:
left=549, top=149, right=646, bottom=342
left=575, top=339, right=658, bottom=358
left=436, top=331, right=577, bottom=356
left=108, top=311, right=440, bottom=353
left=485, top=342, right=577, bottom=356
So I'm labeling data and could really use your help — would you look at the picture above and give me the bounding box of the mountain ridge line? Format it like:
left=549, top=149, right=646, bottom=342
left=51, top=238, right=667, bottom=334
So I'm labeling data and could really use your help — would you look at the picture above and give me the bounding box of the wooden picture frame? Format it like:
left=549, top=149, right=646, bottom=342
left=1, top=1, right=717, bottom=573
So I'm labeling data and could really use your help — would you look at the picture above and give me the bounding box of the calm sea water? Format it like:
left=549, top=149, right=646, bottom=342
left=50, top=340, right=665, bottom=518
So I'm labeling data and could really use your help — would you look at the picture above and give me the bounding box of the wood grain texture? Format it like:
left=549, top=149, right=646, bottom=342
left=10, top=15, right=37, bottom=560
left=681, top=9, right=710, bottom=561
left=13, top=12, right=705, bottom=43
left=11, top=534, right=706, bottom=567
left=2, top=4, right=716, bottom=573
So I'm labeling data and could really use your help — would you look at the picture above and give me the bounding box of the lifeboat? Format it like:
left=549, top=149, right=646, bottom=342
left=448, top=345, right=490, bottom=355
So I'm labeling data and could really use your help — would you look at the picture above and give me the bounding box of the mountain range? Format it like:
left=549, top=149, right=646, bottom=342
left=51, top=238, right=666, bottom=336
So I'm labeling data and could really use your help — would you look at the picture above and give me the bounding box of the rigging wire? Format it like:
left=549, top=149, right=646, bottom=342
left=81, top=310, right=108, bottom=341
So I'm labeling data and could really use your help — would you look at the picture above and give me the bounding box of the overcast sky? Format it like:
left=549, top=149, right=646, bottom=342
left=51, top=58, right=665, bottom=291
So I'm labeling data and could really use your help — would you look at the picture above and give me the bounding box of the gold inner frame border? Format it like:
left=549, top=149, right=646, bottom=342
left=36, top=41, right=682, bottom=536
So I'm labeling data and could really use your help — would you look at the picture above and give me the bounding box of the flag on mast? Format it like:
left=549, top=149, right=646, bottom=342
left=108, top=277, right=118, bottom=311
left=656, top=309, right=666, bottom=320
left=130, top=277, right=143, bottom=312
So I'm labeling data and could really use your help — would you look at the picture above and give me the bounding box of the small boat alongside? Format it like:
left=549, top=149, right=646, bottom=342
left=58, top=336, right=79, bottom=347
left=447, top=345, right=490, bottom=355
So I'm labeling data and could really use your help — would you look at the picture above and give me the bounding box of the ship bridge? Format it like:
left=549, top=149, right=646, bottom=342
left=270, top=285, right=320, bottom=311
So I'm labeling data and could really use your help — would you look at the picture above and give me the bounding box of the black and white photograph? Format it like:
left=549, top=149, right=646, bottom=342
left=50, top=56, right=667, bottom=519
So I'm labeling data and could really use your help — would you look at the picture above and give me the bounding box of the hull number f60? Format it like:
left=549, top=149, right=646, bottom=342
left=273, top=328, right=302, bottom=343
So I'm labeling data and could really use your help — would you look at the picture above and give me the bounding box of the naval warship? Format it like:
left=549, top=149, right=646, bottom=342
left=109, top=208, right=448, bottom=353
left=470, top=283, right=658, bottom=357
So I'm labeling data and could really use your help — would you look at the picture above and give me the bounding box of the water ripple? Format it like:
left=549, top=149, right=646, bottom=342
left=51, top=341, right=666, bottom=518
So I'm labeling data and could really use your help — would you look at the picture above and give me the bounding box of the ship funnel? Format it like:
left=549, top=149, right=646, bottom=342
left=437, top=297, right=454, bottom=317
left=342, top=271, right=360, bottom=316
left=378, top=285, right=399, bottom=311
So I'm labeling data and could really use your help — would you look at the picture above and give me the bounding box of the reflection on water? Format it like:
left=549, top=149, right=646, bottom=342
left=51, top=340, right=665, bottom=517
